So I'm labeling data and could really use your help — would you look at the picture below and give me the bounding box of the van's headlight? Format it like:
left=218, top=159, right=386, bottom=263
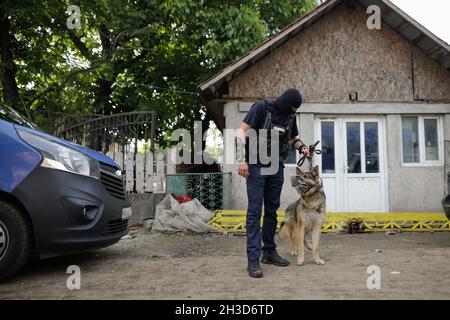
left=17, top=129, right=100, bottom=179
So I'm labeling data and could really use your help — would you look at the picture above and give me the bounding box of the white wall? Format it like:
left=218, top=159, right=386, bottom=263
left=385, top=114, right=447, bottom=212
left=223, top=101, right=450, bottom=212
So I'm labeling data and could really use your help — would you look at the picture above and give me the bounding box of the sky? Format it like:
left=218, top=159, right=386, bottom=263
left=391, top=0, right=450, bottom=45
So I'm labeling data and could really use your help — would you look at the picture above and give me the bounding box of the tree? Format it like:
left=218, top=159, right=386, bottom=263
left=0, top=0, right=316, bottom=147
left=0, top=2, right=23, bottom=113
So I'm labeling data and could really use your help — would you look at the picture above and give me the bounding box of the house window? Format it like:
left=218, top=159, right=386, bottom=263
left=402, top=117, right=419, bottom=163
left=424, top=119, right=439, bottom=161
left=401, top=116, right=442, bottom=165
left=365, top=122, right=379, bottom=173
left=321, top=121, right=335, bottom=173
left=346, top=122, right=361, bottom=173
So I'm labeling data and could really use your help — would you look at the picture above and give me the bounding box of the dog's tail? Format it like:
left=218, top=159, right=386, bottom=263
left=278, top=221, right=289, bottom=241
left=278, top=201, right=298, bottom=241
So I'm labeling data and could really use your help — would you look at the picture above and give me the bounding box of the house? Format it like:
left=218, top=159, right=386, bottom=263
left=199, top=0, right=450, bottom=213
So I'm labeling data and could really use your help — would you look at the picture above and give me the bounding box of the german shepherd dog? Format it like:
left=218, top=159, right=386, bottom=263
left=279, top=164, right=326, bottom=265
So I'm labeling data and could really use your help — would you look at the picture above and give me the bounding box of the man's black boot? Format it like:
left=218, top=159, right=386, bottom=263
left=247, top=260, right=263, bottom=278
left=261, top=250, right=290, bottom=266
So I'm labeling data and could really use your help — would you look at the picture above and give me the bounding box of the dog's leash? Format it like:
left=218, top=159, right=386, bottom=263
left=297, top=140, right=322, bottom=169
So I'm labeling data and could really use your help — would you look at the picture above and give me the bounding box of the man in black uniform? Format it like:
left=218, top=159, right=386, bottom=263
left=236, top=88, right=310, bottom=278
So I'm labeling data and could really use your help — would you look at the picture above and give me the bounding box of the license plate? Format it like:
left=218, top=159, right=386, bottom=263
left=122, top=207, right=132, bottom=220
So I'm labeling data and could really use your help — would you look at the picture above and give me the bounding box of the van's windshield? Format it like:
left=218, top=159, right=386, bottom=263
left=0, top=104, right=39, bottom=130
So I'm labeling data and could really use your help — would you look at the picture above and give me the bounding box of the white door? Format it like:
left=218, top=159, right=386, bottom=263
left=314, top=117, right=388, bottom=212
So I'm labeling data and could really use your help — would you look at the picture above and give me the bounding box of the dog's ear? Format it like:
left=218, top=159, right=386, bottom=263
left=313, top=165, right=320, bottom=176
left=296, top=166, right=303, bottom=176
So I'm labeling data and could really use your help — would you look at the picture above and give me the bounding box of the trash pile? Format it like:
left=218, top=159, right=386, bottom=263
left=151, top=193, right=218, bottom=234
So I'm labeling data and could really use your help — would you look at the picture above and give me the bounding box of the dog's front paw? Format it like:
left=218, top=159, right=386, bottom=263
left=305, top=241, right=313, bottom=250
left=290, top=250, right=298, bottom=256
left=297, top=258, right=304, bottom=266
left=314, top=258, right=325, bottom=265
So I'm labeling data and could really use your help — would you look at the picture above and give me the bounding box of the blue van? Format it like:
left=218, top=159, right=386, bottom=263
left=0, top=104, right=131, bottom=280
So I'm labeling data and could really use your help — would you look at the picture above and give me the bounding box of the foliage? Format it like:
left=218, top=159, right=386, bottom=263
left=0, top=0, right=316, bottom=146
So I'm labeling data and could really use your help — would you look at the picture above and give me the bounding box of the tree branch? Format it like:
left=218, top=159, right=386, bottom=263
left=27, top=61, right=106, bottom=108
left=68, top=31, right=94, bottom=62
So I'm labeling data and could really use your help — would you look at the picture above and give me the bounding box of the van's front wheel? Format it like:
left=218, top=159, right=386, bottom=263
left=0, top=200, right=32, bottom=281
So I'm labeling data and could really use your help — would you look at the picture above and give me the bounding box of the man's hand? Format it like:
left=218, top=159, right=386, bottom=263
left=291, top=137, right=311, bottom=157
left=301, top=146, right=311, bottom=158
left=238, top=162, right=249, bottom=178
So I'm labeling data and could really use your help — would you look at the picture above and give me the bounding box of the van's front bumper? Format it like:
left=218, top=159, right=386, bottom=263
left=12, top=165, right=130, bottom=257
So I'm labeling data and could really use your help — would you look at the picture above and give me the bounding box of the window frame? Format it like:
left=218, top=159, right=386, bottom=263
left=401, top=115, right=443, bottom=167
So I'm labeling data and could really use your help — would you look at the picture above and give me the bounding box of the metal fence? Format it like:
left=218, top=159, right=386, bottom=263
left=34, top=111, right=156, bottom=154
left=33, top=111, right=160, bottom=193
left=166, top=172, right=231, bottom=211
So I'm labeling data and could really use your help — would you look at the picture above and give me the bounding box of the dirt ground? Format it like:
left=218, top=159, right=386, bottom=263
left=0, top=229, right=449, bottom=299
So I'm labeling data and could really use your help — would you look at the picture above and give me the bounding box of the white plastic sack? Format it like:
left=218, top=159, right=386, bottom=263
left=151, top=194, right=217, bottom=233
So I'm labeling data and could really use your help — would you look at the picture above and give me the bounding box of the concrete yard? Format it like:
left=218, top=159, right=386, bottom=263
left=0, top=230, right=449, bottom=299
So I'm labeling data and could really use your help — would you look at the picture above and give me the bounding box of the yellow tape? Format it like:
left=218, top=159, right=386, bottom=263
left=208, top=210, right=450, bottom=233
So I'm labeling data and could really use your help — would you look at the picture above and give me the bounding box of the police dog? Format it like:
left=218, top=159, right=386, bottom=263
left=279, top=165, right=326, bottom=265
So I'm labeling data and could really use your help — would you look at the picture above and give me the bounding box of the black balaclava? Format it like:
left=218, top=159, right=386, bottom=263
left=275, top=88, right=302, bottom=115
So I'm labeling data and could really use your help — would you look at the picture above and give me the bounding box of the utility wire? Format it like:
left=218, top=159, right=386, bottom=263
left=134, top=83, right=199, bottom=96
left=99, top=77, right=199, bottom=96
